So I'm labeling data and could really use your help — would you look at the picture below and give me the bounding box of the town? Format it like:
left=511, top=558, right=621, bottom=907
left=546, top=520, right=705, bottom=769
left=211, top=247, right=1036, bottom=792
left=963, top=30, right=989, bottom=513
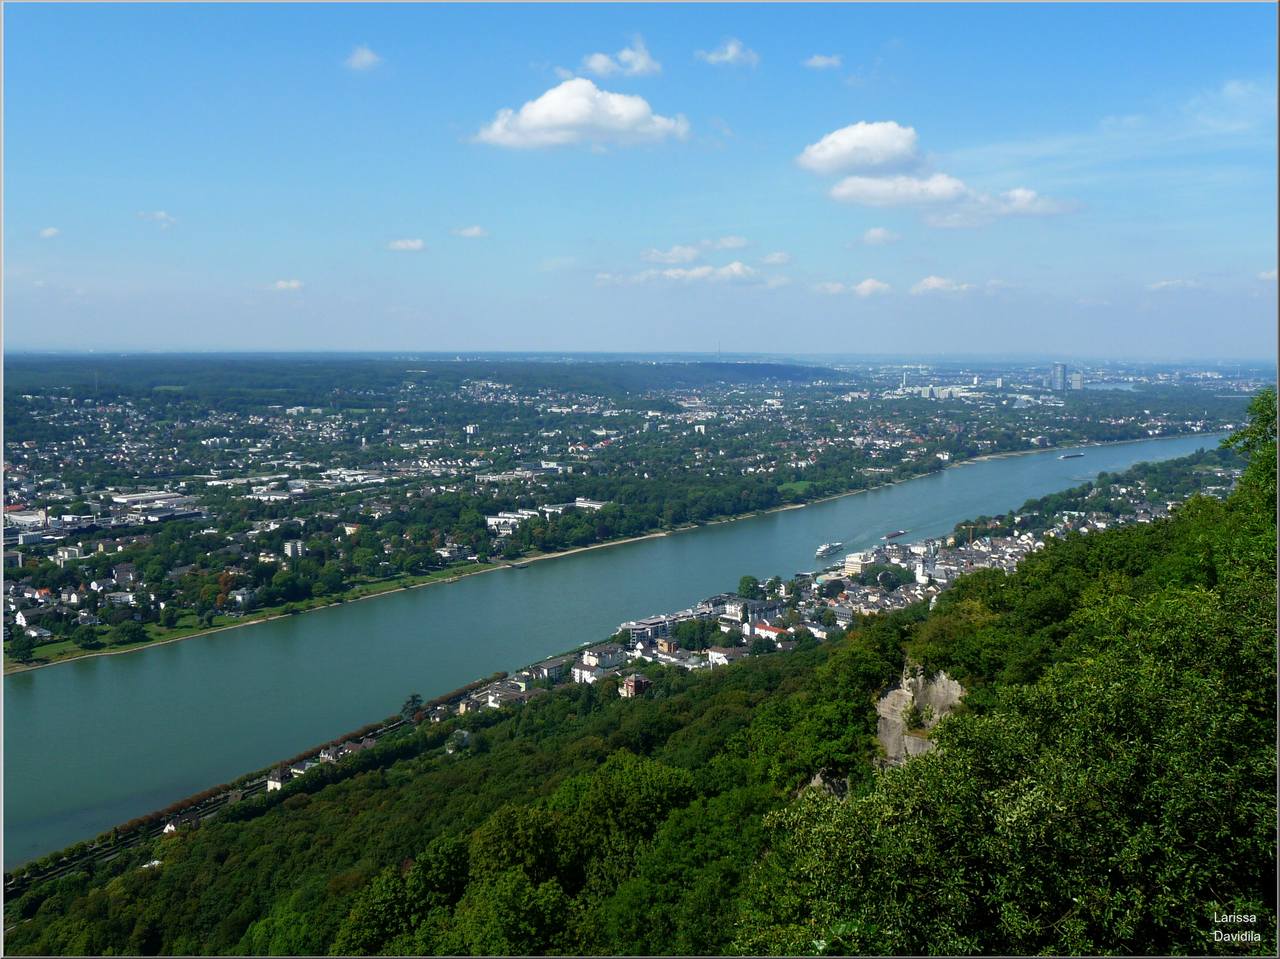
left=2, top=355, right=1260, bottom=669
left=424, top=444, right=1243, bottom=724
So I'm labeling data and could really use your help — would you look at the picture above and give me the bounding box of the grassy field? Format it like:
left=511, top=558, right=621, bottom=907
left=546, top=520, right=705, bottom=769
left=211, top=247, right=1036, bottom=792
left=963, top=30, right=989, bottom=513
left=777, top=479, right=814, bottom=497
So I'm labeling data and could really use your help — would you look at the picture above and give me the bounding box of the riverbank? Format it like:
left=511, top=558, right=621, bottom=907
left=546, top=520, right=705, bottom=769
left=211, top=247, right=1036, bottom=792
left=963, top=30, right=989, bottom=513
left=5, top=430, right=1221, bottom=677
left=4, top=531, right=687, bottom=676
left=5, top=429, right=1229, bottom=871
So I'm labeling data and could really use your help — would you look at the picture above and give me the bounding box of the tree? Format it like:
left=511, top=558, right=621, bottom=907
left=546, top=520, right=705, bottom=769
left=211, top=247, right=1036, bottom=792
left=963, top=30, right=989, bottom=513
left=71, top=625, right=99, bottom=649
left=401, top=693, right=424, bottom=721
left=737, top=575, right=762, bottom=600
left=109, top=621, right=147, bottom=646
left=9, top=633, right=36, bottom=662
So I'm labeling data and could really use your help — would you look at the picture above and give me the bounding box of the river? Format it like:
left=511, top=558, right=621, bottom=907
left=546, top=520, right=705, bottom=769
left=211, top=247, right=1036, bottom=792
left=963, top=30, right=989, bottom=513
left=3, top=433, right=1222, bottom=867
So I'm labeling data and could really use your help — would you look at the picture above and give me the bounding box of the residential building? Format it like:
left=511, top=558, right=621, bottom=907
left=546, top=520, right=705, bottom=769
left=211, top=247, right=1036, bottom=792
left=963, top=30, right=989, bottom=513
left=619, top=673, right=652, bottom=698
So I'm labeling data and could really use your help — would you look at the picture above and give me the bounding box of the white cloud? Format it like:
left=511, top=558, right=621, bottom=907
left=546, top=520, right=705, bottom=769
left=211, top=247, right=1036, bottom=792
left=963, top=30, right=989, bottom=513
left=993, top=187, right=1070, bottom=216
left=38, top=227, right=59, bottom=239
left=797, top=121, right=918, bottom=175
left=1259, top=269, right=1277, bottom=281
left=271, top=279, right=304, bottom=291
left=696, top=38, right=759, bottom=68
left=804, top=54, right=842, bottom=70
left=599, top=261, right=759, bottom=285
left=854, top=278, right=891, bottom=297
left=642, top=244, right=701, bottom=264
left=923, top=188, right=1072, bottom=228
left=911, top=275, right=973, bottom=295
left=582, top=36, right=661, bottom=77
left=475, top=78, right=689, bottom=149
left=802, top=122, right=1071, bottom=227
left=761, top=251, right=791, bottom=265
left=137, top=210, right=177, bottom=228
left=1146, top=278, right=1201, bottom=291
left=452, top=225, right=488, bottom=239
left=862, top=227, right=898, bottom=245
left=711, top=260, right=755, bottom=281
left=832, top=173, right=968, bottom=206
left=814, top=278, right=891, bottom=296
left=640, top=236, right=747, bottom=264
left=344, top=45, right=383, bottom=71
left=387, top=238, right=425, bottom=251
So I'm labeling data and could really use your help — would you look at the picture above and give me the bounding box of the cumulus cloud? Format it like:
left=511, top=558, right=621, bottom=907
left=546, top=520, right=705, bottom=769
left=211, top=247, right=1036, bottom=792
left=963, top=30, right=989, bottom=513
left=582, top=36, right=661, bottom=77
left=761, top=251, right=791, bottom=265
left=599, top=261, right=759, bottom=285
left=862, top=227, right=898, bottom=245
left=832, top=173, right=968, bottom=206
left=452, top=225, right=488, bottom=238
left=804, top=54, right=842, bottom=70
left=642, top=244, right=701, bottom=264
left=1146, top=278, right=1201, bottom=291
left=911, top=275, right=972, bottom=294
left=711, top=235, right=748, bottom=249
left=1259, top=269, right=1277, bottom=281
left=814, top=278, right=892, bottom=296
left=801, top=121, right=1071, bottom=226
left=475, top=78, right=689, bottom=149
left=38, top=227, right=59, bottom=239
left=797, top=121, right=918, bottom=174
left=344, top=45, right=383, bottom=71
left=137, top=210, right=177, bottom=228
left=271, top=279, right=304, bottom=291
left=387, top=238, right=425, bottom=251
left=696, top=38, right=759, bottom=67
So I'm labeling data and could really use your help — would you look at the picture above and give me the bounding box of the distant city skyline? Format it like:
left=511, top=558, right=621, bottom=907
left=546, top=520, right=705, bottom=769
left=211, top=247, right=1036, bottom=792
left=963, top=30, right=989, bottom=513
left=4, top=3, right=1277, bottom=359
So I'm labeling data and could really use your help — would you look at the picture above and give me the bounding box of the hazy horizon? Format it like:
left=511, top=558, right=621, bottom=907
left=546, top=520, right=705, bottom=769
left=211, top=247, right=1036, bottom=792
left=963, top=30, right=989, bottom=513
left=4, top=3, right=1277, bottom=360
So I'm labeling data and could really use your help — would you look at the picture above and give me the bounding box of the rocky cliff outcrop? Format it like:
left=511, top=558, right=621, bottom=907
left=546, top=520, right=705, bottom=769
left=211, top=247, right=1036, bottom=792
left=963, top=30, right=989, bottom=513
left=875, top=661, right=965, bottom=767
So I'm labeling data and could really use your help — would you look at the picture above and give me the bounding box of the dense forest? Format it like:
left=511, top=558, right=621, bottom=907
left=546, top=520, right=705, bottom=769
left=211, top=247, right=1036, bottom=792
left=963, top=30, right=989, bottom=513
left=5, top=390, right=1275, bottom=956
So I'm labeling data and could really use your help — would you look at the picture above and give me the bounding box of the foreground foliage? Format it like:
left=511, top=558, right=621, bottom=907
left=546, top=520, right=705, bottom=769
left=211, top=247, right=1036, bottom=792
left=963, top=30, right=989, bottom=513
left=6, top=391, right=1275, bottom=956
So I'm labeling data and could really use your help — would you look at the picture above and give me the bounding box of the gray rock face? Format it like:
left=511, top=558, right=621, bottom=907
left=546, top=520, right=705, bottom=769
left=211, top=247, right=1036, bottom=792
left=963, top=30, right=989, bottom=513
left=875, top=661, right=965, bottom=767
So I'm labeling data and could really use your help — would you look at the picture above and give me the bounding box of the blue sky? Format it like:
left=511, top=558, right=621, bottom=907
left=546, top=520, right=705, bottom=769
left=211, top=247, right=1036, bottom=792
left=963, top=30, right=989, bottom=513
left=5, top=2, right=1277, bottom=359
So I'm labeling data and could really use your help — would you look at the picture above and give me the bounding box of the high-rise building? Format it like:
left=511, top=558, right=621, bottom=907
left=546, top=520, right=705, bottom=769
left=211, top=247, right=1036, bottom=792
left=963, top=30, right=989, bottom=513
left=1069, top=371, right=1084, bottom=390
left=1051, top=362, right=1067, bottom=391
